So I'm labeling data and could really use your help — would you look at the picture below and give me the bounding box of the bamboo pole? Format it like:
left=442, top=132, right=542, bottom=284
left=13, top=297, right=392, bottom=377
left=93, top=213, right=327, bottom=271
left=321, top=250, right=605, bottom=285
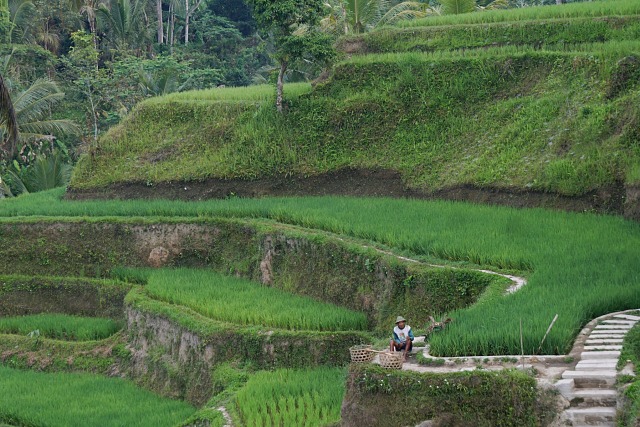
left=537, top=314, right=559, bottom=355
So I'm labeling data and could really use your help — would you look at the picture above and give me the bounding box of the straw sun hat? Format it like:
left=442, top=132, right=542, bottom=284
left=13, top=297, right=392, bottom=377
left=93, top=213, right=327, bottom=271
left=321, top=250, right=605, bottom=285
left=395, top=316, right=406, bottom=324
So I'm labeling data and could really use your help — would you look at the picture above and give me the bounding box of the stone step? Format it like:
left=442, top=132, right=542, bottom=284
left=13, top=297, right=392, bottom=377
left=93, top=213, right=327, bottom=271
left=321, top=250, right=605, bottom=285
left=588, top=331, right=626, bottom=337
left=585, top=338, right=624, bottom=344
left=594, top=324, right=632, bottom=330
left=564, top=407, right=616, bottom=426
left=562, top=370, right=617, bottom=388
left=601, top=319, right=637, bottom=325
left=581, top=351, right=621, bottom=360
left=571, top=389, right=618, bottom=408
left=613, top=314, right=640, bottom=321
left=575, top=360, right=618, bottom=370
left=583, top=345, right=623, bottom=351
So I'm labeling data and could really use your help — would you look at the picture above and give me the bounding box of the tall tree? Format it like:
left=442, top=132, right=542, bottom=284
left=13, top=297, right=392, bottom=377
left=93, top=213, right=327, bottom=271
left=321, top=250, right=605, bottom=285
left=246, top=0, right=333, bottom=112
left=183, top=0, right=203, bottom=45
left=156, top=0, right=163, bottom=43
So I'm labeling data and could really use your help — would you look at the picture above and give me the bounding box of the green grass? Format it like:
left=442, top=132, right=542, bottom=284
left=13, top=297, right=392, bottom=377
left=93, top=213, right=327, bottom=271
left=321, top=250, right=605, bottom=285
left=401, top=0, right=640, bottom=27
left=136, top=268, right=368, bottom=331
left=69, top=49, right=640, bottom=197
left=619, top=321, right=640, bottom=426
left=0, top=366, right=196, bottom=426
left=144, top=83, right=312, bottom=104
left=1, top=189, right=639, bottom=355
left=232, top=367, right=346, bottom=427
left=345, top=16, right=640, bottom=55
left=0, top=313, right=122, bottom=341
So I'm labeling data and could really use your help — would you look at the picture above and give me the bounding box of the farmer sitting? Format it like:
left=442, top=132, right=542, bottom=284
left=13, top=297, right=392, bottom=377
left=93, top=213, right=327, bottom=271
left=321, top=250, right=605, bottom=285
left=390, top=315, right=414, bottom=359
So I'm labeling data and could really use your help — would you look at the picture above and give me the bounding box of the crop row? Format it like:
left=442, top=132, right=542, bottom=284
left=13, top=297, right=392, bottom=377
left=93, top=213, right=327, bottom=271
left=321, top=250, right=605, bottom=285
left=402, top=0, right=640, bottom=27
left=232, top=367, right=345, bottom=427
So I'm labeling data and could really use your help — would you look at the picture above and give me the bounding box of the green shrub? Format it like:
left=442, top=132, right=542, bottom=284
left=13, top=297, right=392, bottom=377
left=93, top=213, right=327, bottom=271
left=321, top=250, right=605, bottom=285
left=343, top=364, right=545, bottom=427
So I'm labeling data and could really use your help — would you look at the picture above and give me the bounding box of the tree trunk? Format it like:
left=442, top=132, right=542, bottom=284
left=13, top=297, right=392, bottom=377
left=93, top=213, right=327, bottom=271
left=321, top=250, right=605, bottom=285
left=169, top=3, right=175, bottom=54
left=556, top=0, right=563, bottom=4
left=156, top=0, right=163, bottom=44
left=276, top=61, right=287, bottom=113
left=184, top=0, right=189, bottom=45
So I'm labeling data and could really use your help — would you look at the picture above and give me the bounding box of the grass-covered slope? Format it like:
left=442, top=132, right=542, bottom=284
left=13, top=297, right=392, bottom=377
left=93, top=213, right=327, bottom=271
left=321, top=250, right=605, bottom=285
left=70, top=2, right=640, bottom=211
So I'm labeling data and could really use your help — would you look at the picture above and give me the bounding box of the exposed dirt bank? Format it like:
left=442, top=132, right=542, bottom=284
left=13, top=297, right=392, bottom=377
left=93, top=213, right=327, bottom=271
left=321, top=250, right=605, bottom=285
left=66, top=168, right=636, bottom=220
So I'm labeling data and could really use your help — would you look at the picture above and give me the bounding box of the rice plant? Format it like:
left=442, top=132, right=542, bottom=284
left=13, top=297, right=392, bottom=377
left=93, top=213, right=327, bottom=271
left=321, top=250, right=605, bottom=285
left=233, top=368, right=345, bottom=427
left=141, top=268, right=369, bottom=331
left=401, top=0, right=640, bottom=28
left=0, top=314, right=122, bottom=341
left=1, top=190, right=639, bottom=355
left=0, top=366, right=195, bottom=426
left=144, top=83, right=312, bottom=104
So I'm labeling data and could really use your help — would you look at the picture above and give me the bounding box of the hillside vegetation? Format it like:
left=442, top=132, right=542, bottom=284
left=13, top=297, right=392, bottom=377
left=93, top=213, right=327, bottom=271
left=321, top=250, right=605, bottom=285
left=71, top=1, right=640, bottom=214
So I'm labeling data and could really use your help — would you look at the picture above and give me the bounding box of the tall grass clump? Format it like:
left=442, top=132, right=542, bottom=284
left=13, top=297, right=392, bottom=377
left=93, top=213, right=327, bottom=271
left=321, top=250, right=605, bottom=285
left=142, top=268, right=368, bottom=331
left=0, top=314, right=122, bottom=341
left=0, top=366, right=196, bottom=426
left=401, top=0, right=640, bottom=27
left=233, top=368, right=345, bottom=427
left=144, top=83, right=312, bottom=105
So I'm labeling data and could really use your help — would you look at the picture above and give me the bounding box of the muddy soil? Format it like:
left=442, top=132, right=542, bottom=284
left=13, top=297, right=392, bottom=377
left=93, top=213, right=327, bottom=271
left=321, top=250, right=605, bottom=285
left=66, top=168, right=635, bottom=219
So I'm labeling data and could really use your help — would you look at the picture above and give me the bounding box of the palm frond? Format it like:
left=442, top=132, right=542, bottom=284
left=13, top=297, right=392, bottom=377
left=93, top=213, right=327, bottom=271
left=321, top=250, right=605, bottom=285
left=477, top=0, right=509, bottom=11
left=9, top=0, right=36, bottom=44
left=18, top=119, right=80, bottom=138
left=4, top=168, right=27, bottom=195
left=376, top=2, right=439, bottom=27
left=17, top=150, right=72, bottom=193
left=12, top=79, right=65, bottom=124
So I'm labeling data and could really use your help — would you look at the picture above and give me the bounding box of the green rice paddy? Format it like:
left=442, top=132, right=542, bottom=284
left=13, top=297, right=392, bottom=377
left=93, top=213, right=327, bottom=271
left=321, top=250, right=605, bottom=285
left=0, top=313, right=122, bottom=341
left=233, top=367, right=346, bottom=427
left=1, top=189, right=639, bottom=355
left=0, top=366, right=196, bottom=426
left=138, top=268, right=368, bottom=331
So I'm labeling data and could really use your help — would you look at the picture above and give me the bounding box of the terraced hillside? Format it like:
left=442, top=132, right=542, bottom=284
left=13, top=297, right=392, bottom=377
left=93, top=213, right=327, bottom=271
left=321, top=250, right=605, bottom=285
left=70, top=0, right=640, bottom=220
left=3, top=2, right=640, bottom=426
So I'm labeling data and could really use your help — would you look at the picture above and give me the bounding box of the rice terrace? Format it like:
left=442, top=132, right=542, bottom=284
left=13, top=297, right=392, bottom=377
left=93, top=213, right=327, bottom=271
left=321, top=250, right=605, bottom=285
left=1, top=0, right=640, bottom=426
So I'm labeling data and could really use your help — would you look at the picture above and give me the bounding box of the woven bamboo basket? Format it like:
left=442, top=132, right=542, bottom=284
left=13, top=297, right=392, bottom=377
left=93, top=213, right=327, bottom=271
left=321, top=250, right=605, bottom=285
left=349, top=345, right=374, bottom=363
left=379, top=351, right=404, bottom=370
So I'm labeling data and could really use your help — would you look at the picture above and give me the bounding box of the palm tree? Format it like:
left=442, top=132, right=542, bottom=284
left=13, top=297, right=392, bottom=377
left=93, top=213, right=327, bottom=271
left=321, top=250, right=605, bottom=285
left=11, top=79, right=79, bottom=145
left=96, top=0, right=147, bottom=53
left=322, top=0, right=436, bottom=35
left=7, top=0, right=36, bottom=44
left=3, top=149, right=72, bottom=196
left=438, top=0, right=476, bottom=15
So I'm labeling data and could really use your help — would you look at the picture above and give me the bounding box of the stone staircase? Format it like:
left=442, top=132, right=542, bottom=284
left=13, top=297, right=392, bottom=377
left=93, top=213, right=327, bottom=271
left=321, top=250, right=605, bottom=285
left=555, top=313, right=639, bottom=426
